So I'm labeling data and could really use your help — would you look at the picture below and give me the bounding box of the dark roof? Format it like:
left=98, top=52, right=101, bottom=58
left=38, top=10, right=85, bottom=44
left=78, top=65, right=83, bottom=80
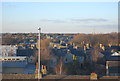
left=101, top=46, right=120, bottom=55
left=52, top=49, right=66, bottom=57
left=17, top=49, right=36, bottom=56
left=101, top=52, right=120, bottom=61
left=70, top=49, right=85, bottom=57
left=61, top=43, right=66, bottom=46
left=106, top=56, right=120, bottom=61
left=52, top=48, right=85, bottom=57
left=110, top=46, right=120, bottom=50
left=105, top=46, right=120, bottom=52
left=101, top=51, right=112, bottom=56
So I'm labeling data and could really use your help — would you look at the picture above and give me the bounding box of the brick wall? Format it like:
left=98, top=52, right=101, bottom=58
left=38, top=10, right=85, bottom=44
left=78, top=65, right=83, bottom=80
left=2, top=74, right=35, bottom=79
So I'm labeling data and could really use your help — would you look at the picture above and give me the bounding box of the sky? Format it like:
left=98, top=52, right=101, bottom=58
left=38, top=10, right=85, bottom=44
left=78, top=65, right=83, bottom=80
left=1, top=2, right=118, bottom=33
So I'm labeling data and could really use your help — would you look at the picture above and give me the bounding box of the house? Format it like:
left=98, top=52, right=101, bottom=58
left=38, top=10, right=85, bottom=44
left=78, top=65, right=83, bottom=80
left=63, top=50, right=73, bottom=63
left=70, top=49, right=85, bottom=64
left=52, top=48, right=86, bottom=65
left=105, top=52, right=120, bottom=76
left=1, top=45, right=17, bottom=56
left=48, top=55, right=58, bottom=69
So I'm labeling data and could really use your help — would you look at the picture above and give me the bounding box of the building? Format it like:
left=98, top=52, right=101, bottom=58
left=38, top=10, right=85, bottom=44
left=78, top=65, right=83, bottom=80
left=106, top=52, right=120, bottom=76
left=1, top=56, right=27, bottom=74
left=0, top=45, right=17, bottom=56
left=0, top=56, right=35, bottom=74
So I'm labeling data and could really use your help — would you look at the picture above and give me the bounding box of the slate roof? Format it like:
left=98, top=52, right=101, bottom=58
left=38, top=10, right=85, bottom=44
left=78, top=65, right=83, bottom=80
left=101, top=46, right=120, bottom=61
left=52, top=48, right=85, bottom=57
left=70, top=49, right=85, bottom=57
left=110, top=46, right=120, bottom=50
left=17, top=49, right=36, bottom=56
left=106, top=56, right=120, bottom=61
left=52, top=49, right=66, bottom=57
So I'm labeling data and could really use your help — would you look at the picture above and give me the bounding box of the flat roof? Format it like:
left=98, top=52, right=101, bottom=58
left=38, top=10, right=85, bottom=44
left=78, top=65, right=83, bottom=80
left=0, top=56, right=27, bottom=59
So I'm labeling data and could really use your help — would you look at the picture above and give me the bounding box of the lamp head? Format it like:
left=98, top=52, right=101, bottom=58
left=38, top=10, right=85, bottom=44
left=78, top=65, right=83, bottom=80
left=38, top=27, right=41, bottom=30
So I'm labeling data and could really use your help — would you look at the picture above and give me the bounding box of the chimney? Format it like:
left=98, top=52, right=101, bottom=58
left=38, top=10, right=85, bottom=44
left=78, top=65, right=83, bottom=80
left=53, top=45, right=57, bottom=48
left=100, top=44, right=102, bottom=48
left=84, top=45, right=86, bottom=53
left=66, top=43, right=68, bottom=46
left=35, top=62, right=42, bottom=79
left=60, top=40, right=63, bottom=44
left=83, top=41, right=85, bottom=44
left=102, top=46, right=105, bottom=51
left=74, top=45, right=78, bottom=49
left=108, top=44, right=111, bottom=47
left=67, top=49, right=70, bottom=53
left=106, top=61, right=109, bottom=76
left=86, top=43, right=90, bottom=49
left=73, top=43, right=75, bottom=46
left=35, top=62, right=38, bottom=70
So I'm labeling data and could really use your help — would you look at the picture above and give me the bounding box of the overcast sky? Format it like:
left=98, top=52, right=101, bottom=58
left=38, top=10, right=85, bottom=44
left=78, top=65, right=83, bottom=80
left=1, top=2, right=118, bottom=33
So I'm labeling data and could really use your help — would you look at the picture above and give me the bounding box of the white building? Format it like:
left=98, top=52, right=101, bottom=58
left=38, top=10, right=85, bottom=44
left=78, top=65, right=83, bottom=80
left=0, top=45, right=17, bottom=56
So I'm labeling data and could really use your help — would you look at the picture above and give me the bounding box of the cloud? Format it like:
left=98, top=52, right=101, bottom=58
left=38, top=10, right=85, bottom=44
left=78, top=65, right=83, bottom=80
left=76, top=24, right=117, bottom=29
left=70, top=18, right=108, bottom=22
left=40, top=19, right=66, bottom=23
left=40, top=18, right=108, bottom=23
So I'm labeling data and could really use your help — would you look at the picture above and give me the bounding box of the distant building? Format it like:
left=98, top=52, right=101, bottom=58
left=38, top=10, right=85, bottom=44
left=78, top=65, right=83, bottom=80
left=0, top=45, right=17, bottom=56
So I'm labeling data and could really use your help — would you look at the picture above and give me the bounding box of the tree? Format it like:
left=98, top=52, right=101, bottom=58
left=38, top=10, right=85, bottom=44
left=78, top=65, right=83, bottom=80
left=54, top=57, right=66, bottom=75
left=36, top=38, right=52, bottom=60
left=72, top=33, right=118, bottom=47
left=2, top=38, right=17, bottom=45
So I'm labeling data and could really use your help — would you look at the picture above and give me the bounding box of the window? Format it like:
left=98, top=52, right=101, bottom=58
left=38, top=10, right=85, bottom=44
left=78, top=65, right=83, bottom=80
left=16, top=59, right=20, bottom=60
left=12, top=59, right=15, bottom=60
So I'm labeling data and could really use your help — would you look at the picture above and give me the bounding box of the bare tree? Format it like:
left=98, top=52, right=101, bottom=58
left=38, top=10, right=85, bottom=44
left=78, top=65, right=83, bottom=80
left=36, top=38, right=52, bottom=60
left=54, top=57, right=66, bottom=75
left=8, top=49, right=14, bottom=56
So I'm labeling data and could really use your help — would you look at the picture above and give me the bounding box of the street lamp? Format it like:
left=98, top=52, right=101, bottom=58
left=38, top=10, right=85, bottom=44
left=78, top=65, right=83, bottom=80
left=38, top=27, right=42, bottom=79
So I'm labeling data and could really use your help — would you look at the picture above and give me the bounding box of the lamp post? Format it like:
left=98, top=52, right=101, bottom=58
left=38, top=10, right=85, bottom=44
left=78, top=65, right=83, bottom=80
left=38, top=27, right=42, bottom=79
